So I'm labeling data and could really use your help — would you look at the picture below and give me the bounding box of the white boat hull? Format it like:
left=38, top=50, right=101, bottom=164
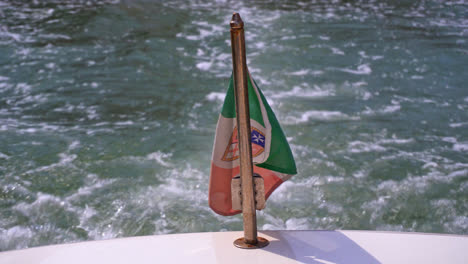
left=1, top=230, right=467, bottom=263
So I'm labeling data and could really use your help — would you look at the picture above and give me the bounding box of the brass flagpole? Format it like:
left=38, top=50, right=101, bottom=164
left=230, top=13, right=269, bottom=249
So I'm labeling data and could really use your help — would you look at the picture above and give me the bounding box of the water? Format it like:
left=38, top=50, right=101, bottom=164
left=1, top=0, right=467, bottom=251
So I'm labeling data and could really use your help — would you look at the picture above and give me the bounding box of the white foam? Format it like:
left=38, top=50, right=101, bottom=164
left=285, top=218, right=310, bottom=229
left=288, top=69, right=309, bottom=76
left=281, top=36, right=296, bottom=40
left=446, top=216, right=468, bottom=233
left=286, top=110, right=358, bottom=124
left=379, top=136, right=414, bottom=145
left=353, top=170, right=367, bottom=178
left=67, top=174, right=115, bottom=201
left=14, top=193, right=65, bottom=215
left=261, top=214, right=286, bottom=230
left=287, top=69, right=323, bottom=76
left=353, top=81, right=367, bottom=87
left=86, top=128, right=115, bottom=135
left=319, top=202, right=344, bottom=214
left=54, top=104, right=75, bottom=113
left=255, top=42, right=265, bottom=49
left=363, top=101, right=401, bottom=115
left=269, top=85, right=334, bottom=99
left=196, top=48, right=204, bottom=56
left=447, top=169, right=468, bottom=178
left=337, top=64, right=372, bottom=75
left=205, top=92, right=225, bottom=102
left=69, top=140, right=80, bottom=150
left=422, top=99, right=436, bottom=104
left=290, top=144, right=312, bottom=159
left=0, top=27, right=22, bottom=42
left=24, top=150, right=76, bottom=174
left=94, top=122, right=110, bottom=127
left=16, top=94, right=49, bottom=106
left=119, top=165, right=211, bottom=235
left=453, top=143, right=468, bottom=152
left=146, top=151, right=173, bottom=167
left=196, top=61, right=212, bottom=71
left=442, top=137, right=457, bottom=143
left=348, top=141, right=386, bottom=153
left=358, top=51, right=368, bottom=58
left=177, top=21, right=223, bottom=41
left=261, top=212, right=311, bottom=230
left=15, top=83, right=32, bottom=93
left=0, top=226, right=33, bottom=250
left=115, top=121, right=133, bottom=126
left=374, top=162, right=464, bottom=197
left=45, top=62, right=55, bottom=69
left=331, top=47, right=345, bottom=55
left=0, top=152, right=9, bottom=159
left=60, top=146, right=77, bottom=159
left=79, top=205, right=97, bottom=224
left=0, top=81, right=12, bottom=91
left=362, top=91, right=372, bottom=100
left=19, top=123, right=60, bottom=134
left=319, top=35, right=330, bottom=41
left=422, top=162, right=438, bottom=169
left=86, top=106, right=99, bottom=120
left=450, top=122, right=468, bottom=128
left=323, top=176, right=346, bottom=183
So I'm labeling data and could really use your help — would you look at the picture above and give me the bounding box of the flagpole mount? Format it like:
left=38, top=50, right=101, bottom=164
left=233, top=236, right=269, bottom=249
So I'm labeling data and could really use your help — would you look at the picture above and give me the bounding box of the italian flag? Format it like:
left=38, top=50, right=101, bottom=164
left=209, top=71, right=297, bottom=216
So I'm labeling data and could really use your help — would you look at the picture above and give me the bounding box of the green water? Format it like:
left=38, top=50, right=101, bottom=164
left=1, top=0, right=467, bottom=251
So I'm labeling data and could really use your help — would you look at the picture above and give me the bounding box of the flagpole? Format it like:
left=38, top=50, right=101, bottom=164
left=230, top=13, right=269, bottom=249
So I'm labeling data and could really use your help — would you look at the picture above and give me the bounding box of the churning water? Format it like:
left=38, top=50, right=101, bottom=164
left=1, top=0, right=467, bottom=251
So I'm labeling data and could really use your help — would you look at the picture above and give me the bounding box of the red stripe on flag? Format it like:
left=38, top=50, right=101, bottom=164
left=209, top=164, right=285, bottom=216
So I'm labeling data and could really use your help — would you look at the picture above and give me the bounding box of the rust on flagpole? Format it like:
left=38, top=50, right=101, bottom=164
left=230, top=12, right=269, bottom=249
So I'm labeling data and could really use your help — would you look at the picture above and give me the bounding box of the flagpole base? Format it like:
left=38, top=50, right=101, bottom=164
left=233, top=237, right=269, bottom=249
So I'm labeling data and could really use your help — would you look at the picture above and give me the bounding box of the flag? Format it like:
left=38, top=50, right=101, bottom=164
left=209, top=70, right=297, bottom=216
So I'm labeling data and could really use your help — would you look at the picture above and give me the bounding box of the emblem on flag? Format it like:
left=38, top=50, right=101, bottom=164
left=222, top=127, right=265, bottom=161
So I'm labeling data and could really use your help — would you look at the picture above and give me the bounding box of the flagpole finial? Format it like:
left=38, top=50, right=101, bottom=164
left=230, top=13, right=244, bottom=29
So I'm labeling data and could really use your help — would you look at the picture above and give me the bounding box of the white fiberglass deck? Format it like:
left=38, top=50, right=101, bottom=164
left=1, top=230, right=467, bottom=264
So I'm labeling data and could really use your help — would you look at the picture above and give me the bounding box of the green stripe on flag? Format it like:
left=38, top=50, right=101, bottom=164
left=253, top=78, right=297, bottom=175
left=220, top=77, right=236, bottom=118
left=221, top=75, right=265, bottom=127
